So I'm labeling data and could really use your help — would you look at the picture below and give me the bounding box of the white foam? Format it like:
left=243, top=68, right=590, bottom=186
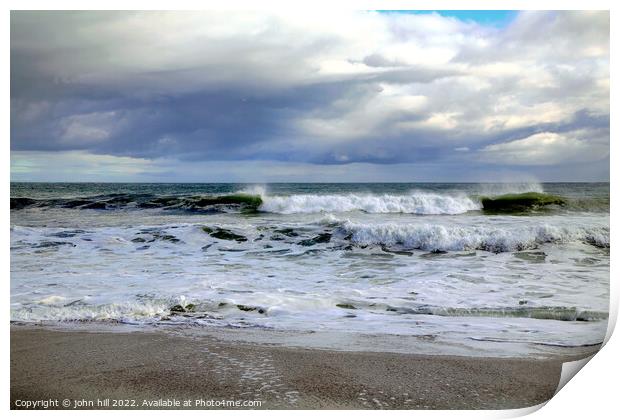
left=38, top=295, right=66, bottom=305
left=260, top=192, right=480, bottom=215
left=344, top=221, right=610, bottom=252
left=12, top=301, right=170, bottom=322
left=10, top=210, right=609, bottom=354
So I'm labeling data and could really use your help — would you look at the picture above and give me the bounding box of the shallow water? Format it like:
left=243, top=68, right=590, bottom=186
left=10, top=182, right=609, bottom=356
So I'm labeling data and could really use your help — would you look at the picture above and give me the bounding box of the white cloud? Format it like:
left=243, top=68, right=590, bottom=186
left=10, top=11, right=610, bottom=180
left=59, top=111, right=122, bottom=145
left=297, top=87, right=428, bottom=140
left=480, top=131, right=609, bottom=165
left=10, top=150, right=608, bottom=183
left=11, top=151, right=154, bottom=181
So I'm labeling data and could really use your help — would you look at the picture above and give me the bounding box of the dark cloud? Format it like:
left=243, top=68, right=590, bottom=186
left=10, top=11, right=610, bottom=181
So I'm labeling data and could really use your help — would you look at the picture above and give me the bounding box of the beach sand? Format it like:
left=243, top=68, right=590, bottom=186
left=10, top=326, right=598, bottom=410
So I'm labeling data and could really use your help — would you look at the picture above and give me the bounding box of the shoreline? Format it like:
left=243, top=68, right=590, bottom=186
left=10, top=325, right=600, bottom=410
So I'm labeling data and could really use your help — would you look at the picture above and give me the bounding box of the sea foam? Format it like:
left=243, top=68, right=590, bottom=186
left=343, top=221, right=610, bottom=252
left=259, top=192, right=480, bottom=215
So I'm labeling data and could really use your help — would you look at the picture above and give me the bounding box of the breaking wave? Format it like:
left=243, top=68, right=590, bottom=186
left=10, top=218, right=610, bottom=255
left=11, top=191, right=481, bottom=215
left=11, top=188, right=607, bottom=215
left=343, top=221, right=610, bottom=252
left=259, top=192, right=480, bottom=215
left=11, top=296, right=607, bottom=324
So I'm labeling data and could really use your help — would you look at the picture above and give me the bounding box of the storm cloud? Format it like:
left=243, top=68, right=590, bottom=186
left=10, top=11, right=609, bottom=181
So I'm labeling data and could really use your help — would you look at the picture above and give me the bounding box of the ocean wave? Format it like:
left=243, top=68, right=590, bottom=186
left=10, top=193, right=263, bottom=213
left=343, top=221, right=610, bottom=252
left=10, top=217, right=610, bottom=254
left=11, top=191, right=481, bottom=215
left=11, top=300, right=171, bottom=323
left=259, top=192, right=480, bottom=215
left=12, top=191, right=482, bottom=215
left=11, top=297, right=607, bottom=324
left=11, top=188, right=608, bottom=215
left=479, top=192, right=565, bottom=213
left=390, top=305, right=608, bottom=322
left=333, top=302, right=607, bottom=322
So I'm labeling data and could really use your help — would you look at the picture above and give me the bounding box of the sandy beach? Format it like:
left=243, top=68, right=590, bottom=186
left=10, top=325, right=599, bottom=410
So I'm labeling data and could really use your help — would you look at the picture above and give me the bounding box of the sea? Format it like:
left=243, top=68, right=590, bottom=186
left=10, top=182, right=610, bottom=357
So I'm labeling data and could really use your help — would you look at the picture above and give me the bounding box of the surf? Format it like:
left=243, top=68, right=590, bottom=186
left=342, top=220, right=609, bottom=252
left=259, top=192, right=480, bottom=215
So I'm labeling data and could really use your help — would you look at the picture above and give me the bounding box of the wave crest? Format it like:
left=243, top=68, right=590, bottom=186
left=259, top=192, right=480, bottom=215
left=343, top=221, right=610, bottom=252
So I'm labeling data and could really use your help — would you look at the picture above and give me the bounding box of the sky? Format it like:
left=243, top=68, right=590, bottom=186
left=10, top=10, right=609, bottom=182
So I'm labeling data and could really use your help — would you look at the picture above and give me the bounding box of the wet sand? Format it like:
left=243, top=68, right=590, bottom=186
left=10, top=326, right=598, bottom=410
